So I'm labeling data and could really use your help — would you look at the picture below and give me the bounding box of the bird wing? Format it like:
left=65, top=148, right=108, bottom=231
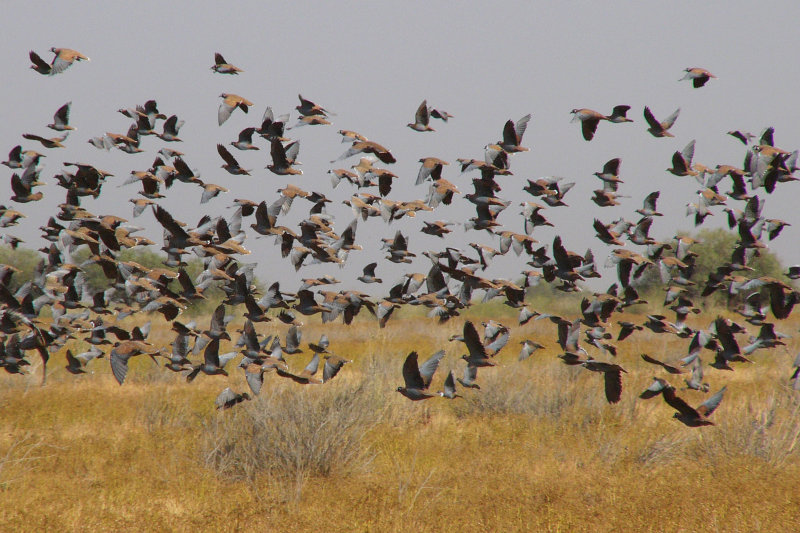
left=54, top=102, right=71, bottom=128
left=301, top=353, right=320, bottom=377
left=581, top=118, right=599, bottom=141
left=696, top=386, right=726, bottom=417
left=110, top=348, right=130, bottom=385
left=643, top=106, right=660, bottom=129
left=218, top=102, right=234, bottom=126
left=284, top=140, right=301, bottom=164
left=463, top=321, right=488, bottom=360
left=603, top=369, right=623, bottom=404
left=661, top=108, right=680, bottom=130
left=217, top=144, right=239, bottom=167
left=285, top=325, right=302, bottom=352
left=662, top=386, right=700, bottom=418
left=515, top=114, right=532, bottom=142
left=402, top=351, right=426, bottom=390
left=204, top=338, right=221, bottom=367
left=270, top=139, right=290, bottom=167
left=414, top=100, right=430, bottom=125
left=29, top=50, right=50, bottom=71
left=418, top=349, right=444, bottom=388
left=443, top=370, right=457, bottom=397
left=215, top=387, right=236, bottom=408
left=502, top=119, right=517, bottom=145
left=323, top=356, right=347, bottom=383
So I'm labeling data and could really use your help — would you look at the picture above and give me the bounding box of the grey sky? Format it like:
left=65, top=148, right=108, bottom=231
left=2, top=1, right=800, bottom=293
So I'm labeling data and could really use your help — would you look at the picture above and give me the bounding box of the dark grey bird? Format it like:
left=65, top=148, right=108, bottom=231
left=186, top=338, right=230, bottom=382
left=396, top=351, right=437, bottom=401
left=666, top=384, right=726, bottom=427
left=437, top=370, right=461, bottom=399
left=456, top=363, right=480, bottom=389
left=581, top=360, right=627, bottom=404
left=640, top=353, right=684, bottom=375
left=215, top=387, right=251, bottom=409
left=457, top=321, right=495, bottom=367
left=357, top=262, right=382, bottom=284
left=64, top=349, right=86, bottom=375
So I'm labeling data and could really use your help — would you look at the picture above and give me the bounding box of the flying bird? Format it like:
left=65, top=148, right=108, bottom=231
left=211, top=52, right=243, bottom=74
left=679, top=67, right=716, bottom=88
left=643, top=106, right=680, bottom=138
left=218, top=93, right=253, bottom=125
left=30, top=48, right=89, bottom=75
left=408, top=100, right=434, bottom=132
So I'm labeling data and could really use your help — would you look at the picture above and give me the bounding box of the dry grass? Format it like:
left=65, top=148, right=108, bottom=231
left=1, top=312, right=800, bottom=531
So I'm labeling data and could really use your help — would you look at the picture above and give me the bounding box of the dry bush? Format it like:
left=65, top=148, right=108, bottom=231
left=696, top=388, right=800, bottom=467
left=635, top=431, right=694, bottom=466
left=0, top=432, right=48, bottom=489
left=137, top=387, right=196, bottom=434
left=202, top=379, right=383, bottom=498
left=450, top=362, right=593, bottom=420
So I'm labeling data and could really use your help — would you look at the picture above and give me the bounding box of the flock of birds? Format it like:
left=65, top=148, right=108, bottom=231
left=2, top=50, right=800, bottom=426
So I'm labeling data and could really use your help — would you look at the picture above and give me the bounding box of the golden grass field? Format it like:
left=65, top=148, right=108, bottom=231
left=2, top=304, right=800, bottom=532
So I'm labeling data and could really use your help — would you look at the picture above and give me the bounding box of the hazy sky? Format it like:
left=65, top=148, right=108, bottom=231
left=2, top=1, right=800, bottom=293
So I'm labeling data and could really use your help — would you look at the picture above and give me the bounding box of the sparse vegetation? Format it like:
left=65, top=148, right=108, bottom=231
left=1, top=315, right=800, bottom=531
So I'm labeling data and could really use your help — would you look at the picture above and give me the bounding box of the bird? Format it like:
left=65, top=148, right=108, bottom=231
left=456, top=364, right=480, bottom=389
left=680, top=67, right=716, bottom=88
left=430, top=107, right=453, bottom=122
left=267, top=139, right=302, bottom=175
left=296, top=94, right=335, bottom=117
left=416, top=157, right=449, bottom=185
left=519, top=340, right=544, bottom=361
left=187, top=338, right=230, bottom=382
left=458, top=321, right=495, bottom=367
left=218, top=93, right=253, bottom=125
left=497, top=114, right=531, bottom=152
left=64, top=349, right=87, bottom=375
left=570, top=108, right=608, bottom=141
left=217, top=144, right=251, bottom=175
left=334, top=140, right=396, bottom=164
left=22, top=133, right=68, bottom=149
left=276, top=353, right=323, bottom=385
left=667, top=140, right=697, bottom=176
left=640, top=353, right=684, bottom=374
left=2, top=146, right=44, bottom=169
left=157, top=115, right=184, bottom=142
left=396, top=351, right=437, bottom=401
left=322, top=355, right=350, bottom=383
left=47, top=102, right=74, bottom=131
left=211, top=52, right=243, bottom=74
left=581, top=360, right=627, bottom=403
left=110, top=340, right=159, bottom=385
left=643, top=106, right=680, bottom=137
left=437, top=370, right=462, bottom=399
left=569, top=106, right=630, bottom=140
left=408, top=100, right=435, bottom=132
left=230, top=127, right=259, bottom=150
left=357, top=262, right=382, bottom=284
left=215, top=388, right=251, bottom=409
left=662, top=382, right=726, bottom=426
left=30, top=48, right=89, bottom=75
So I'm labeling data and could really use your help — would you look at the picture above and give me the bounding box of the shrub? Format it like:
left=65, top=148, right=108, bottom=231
left=201, top=380, right=382, bottom=499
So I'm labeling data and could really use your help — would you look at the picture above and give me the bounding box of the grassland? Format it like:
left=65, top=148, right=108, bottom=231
left=1, top=307, right=799, bottom=532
